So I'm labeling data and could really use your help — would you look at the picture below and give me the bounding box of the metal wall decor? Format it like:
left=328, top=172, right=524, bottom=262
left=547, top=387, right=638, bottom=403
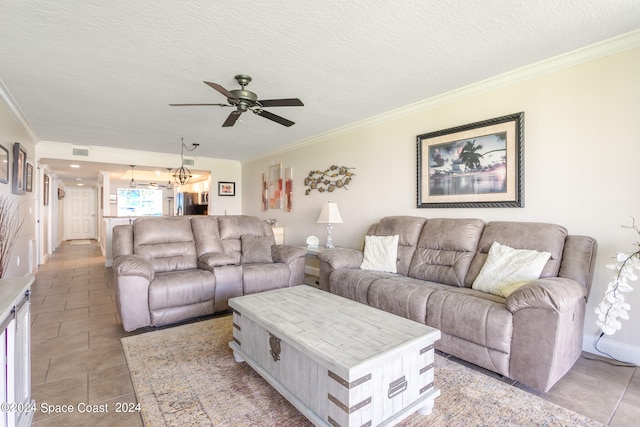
left=304, top=165, right=355, bottom=195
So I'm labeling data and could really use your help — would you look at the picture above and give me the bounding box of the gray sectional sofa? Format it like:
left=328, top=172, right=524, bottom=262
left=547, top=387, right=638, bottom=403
left=318, top=216, right=597, bottom=392
left=112, top=215, right=306, bottom=331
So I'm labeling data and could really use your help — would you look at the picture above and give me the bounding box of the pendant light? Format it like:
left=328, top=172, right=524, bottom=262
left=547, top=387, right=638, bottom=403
left=166, top=168, right=174, bottom=189
left=173, top=138, right=199, bottom=186
left=129, top=165, right=137, bottom=188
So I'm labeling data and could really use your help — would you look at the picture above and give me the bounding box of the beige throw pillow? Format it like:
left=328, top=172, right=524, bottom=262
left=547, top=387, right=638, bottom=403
left=360, top=235, right=399, bottom=273
left=472, top=242, right=551, bottom=298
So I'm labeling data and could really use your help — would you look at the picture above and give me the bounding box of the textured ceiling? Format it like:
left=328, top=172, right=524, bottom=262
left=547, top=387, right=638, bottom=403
left=1, top=0, right=640, bottom=166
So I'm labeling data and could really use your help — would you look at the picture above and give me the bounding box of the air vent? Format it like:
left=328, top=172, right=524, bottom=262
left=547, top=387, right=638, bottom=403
left=183, top=159, right=194, bottom=166
left=72, top=147, right=89, bottom=156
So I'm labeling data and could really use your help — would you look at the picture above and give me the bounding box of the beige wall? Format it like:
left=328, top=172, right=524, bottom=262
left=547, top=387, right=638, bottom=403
left=0, top=98, right=38, bottom=277
left=242, top=44, right=640, bottom=362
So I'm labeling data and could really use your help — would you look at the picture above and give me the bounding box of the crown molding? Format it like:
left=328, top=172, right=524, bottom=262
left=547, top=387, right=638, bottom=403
left=0, top=77, right=40, bottom=142
left=248, top=29, right=640, bottom=163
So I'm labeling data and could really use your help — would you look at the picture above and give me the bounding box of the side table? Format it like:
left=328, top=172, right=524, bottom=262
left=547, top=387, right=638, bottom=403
left=303, top=246, right=340, bottom=287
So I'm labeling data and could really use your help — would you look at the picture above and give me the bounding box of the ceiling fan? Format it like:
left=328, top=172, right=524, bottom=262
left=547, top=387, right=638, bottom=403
left=170, top=74, right=304, bottom=127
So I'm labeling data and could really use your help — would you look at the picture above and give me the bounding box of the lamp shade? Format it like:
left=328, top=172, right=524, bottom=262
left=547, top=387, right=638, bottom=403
left=316, top=202, right=343, bottom=224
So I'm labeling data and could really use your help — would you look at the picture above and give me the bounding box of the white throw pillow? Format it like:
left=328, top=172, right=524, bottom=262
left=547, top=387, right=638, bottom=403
left=360, top=235, right=399, bottom=273
left=472, top=242, right=551, bottom=298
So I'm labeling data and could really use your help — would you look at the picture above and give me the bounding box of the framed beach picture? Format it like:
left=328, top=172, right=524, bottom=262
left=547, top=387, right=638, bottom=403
left=417, top=112, right=524, bottom=208
left=0, top=145, right=8, bottom=184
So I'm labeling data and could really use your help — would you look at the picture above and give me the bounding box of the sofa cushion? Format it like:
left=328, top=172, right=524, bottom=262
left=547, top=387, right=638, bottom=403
left=242, top=263, right=290, bottom=294
left=408, top=218, right=484, bottom=287
left=133, top=217, right=197, bottom=273
left=241, top=235, right=274, bottom=264
left=426, top=288, right=513, bottom=355
left=218, top=215, right=274, bottom=254
left=329, top=269, right=396, bottom=304
left=472, top=242, right=551, bottom=298
left=367, top=277, right=449, bottom=323
left=360, top=235, right=399, bottom=273
left=191, top=216, right=223, bottom=256
left=148, top=269, right=216, bottom=310
left=367, top=216, right=427, bottom=275
left=465, top=221, right=568, bottom=287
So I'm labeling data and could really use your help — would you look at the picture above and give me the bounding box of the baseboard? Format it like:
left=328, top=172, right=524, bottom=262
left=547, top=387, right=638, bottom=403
left=582, top=333, right=640, bottom=366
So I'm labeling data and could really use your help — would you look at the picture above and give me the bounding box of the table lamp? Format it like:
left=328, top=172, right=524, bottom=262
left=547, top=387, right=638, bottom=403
left=316, top=202, right=343, bottom=249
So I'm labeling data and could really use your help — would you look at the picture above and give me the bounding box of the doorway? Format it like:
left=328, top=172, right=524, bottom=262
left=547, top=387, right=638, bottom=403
left=65, top=187, right=97, bottom=240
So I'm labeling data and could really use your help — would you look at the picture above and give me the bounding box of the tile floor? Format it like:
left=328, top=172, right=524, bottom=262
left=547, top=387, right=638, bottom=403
left=29, top=240, right=639, bottom=426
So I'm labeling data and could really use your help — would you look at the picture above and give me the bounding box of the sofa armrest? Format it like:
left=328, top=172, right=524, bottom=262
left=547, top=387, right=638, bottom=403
left=198, top=252, right=240, bottom=271
left=319, top=248, right=364, bottom=270
left=508, top=277, right=588, bottom=391
left=506, top=277, right=587, bottom=314
left=318, top=249, right=364, bottom=292
left=113, top=255, right=155, bottom=282
left=272, top=245, right=307, bottom=264
left=112, top=255, right=154, bottom=331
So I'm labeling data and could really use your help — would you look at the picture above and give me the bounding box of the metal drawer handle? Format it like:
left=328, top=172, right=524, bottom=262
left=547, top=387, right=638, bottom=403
left=269, top=332, right=281, bottom=362
left=388, top=376, right=407, bottom=399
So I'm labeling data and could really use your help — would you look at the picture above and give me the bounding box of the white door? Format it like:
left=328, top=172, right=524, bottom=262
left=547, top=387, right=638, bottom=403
left=65, top=188, right=96, bottom=240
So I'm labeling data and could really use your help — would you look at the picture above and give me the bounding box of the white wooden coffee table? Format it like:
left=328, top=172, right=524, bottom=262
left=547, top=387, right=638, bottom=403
left=229, top=286, right=441, bottom=427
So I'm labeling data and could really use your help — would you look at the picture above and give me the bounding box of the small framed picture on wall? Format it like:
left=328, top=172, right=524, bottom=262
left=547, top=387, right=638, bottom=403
left=12, top=142, right=27, bottom=195
left=218, top=181, right=235, bottom=196
left=26, top=163, right=33, bottom=192
left=0, top=145, right=8, bottom=184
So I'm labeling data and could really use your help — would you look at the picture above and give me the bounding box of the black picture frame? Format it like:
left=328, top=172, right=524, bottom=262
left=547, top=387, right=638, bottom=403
left=0, top=145, right=8, bottom=184
left=218, top=181, right=235, bottom=196
left=12, top=142, right=27, bottom=195
left=417, top=112, right=524, bottom=208
left=26, top=163, right=33, bottom=192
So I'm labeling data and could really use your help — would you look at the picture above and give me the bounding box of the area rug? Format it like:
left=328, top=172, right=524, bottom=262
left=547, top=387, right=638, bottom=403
left=121, top=316, right=602, bottom=427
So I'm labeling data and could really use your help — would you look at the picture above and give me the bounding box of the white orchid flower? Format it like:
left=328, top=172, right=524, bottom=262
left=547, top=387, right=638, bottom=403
left=595, top=225, right=640, bottom=336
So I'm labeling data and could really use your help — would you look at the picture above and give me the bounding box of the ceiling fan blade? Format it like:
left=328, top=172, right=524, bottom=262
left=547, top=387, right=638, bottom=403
left=169, top=103, right=230, bottom=107
left=254, top=109, right=295, bottom=127
left=222, top=110, right=243, bottom=127
left=258, top=98, right=304, bottom=107
left=204, top=81, right=237, bottom=100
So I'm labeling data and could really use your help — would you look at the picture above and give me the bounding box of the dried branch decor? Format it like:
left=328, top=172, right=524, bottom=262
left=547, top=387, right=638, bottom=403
left=0, top=196, right=23, bottom=278
left=304, top=165, right=355, bottom=195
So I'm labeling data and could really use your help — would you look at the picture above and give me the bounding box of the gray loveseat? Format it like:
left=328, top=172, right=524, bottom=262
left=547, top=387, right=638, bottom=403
left=319, top=216, right=597, bottom=392
left=112, top=215, right=306, bottom=331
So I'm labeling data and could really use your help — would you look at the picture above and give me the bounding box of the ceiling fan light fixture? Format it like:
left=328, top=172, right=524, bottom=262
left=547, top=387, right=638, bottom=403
left=170, top=75, right=303, bottom=128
